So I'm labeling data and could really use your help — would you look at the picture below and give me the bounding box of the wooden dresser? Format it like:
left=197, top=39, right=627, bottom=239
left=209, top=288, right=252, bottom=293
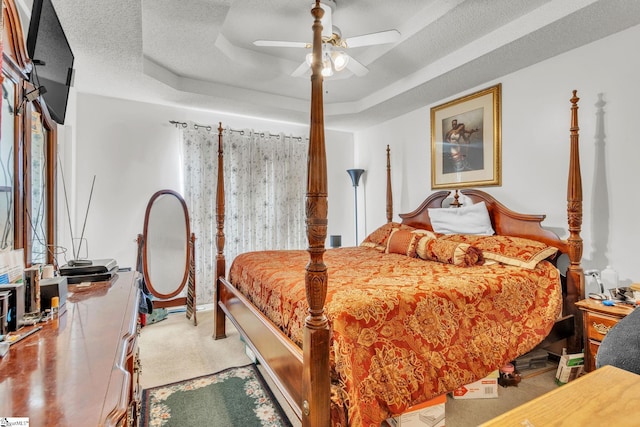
left=575, top=298, right=633, bottom=372
left=0, top=271, right=141, bottom=426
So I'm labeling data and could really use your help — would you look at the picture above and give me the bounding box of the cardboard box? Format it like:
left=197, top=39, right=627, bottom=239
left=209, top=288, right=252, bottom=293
left=451, top=370, right=499, bottom=399
left=240, top=335, right=257, bottom=363
left=386, top=394, right=446, bottom=427
left=555, top=352, right=584, bottom=385
left=245, top=344, right=257, bottom=363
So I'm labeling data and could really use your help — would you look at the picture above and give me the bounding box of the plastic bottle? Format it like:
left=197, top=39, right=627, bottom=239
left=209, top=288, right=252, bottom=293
left=601, top=265, right=619, bottom=290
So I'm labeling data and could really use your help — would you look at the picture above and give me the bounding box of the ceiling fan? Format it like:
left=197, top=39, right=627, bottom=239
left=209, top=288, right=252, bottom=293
left=253, top=0, right=400, bottom=77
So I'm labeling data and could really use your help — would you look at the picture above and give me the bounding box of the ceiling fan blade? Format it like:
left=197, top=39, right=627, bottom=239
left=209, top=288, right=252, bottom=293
left=319, top=1, right=334, bottom=39
left=345, top=55, right=369, bottom=77
left=253, top=40, right=309, bottom=48
left=344, top=29, right=400, bottom=48
left=291, top=61, right=310, bottom=77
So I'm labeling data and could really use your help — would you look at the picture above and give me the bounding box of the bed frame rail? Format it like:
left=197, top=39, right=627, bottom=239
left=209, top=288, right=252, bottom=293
left=218, top=276, right=303, bottom=419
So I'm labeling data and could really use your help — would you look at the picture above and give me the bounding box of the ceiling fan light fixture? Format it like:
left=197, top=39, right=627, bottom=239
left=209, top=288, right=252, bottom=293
left=331, top=50, right=349, bottom=71
left=322, top=55, right=334, bottom=77
left=307, top=46, right=338, bottom=77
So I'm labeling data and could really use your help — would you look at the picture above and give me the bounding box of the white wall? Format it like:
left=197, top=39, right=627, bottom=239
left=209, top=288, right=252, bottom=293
left=355, top=23, right=640, bottom=290
left=62, top=96, right=354, bottom=282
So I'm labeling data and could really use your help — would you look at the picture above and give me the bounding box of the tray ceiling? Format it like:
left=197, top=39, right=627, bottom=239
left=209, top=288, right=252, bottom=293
left=48, top=0, right=640, bottom=131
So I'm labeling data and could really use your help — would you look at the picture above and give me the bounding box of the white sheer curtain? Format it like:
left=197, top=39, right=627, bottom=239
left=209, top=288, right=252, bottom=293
left=181, top=124, right=308, bottom=304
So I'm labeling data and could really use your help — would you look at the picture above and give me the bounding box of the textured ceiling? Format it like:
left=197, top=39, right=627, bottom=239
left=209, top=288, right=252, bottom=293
left=47, top=0, right=640, bottom=132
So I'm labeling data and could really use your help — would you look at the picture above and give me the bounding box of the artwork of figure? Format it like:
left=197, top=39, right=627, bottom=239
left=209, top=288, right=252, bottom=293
left=442, top=108, right=484, bottom=174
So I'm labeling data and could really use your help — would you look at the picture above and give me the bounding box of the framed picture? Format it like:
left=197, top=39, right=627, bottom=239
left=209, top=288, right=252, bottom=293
left=430, top=83, right=501, bottom=189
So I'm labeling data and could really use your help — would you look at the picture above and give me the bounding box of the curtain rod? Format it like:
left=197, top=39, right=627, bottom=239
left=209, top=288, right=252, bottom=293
left=169, top=120, right=216, bottom=131
left=169, top=120, right=308, bottom=141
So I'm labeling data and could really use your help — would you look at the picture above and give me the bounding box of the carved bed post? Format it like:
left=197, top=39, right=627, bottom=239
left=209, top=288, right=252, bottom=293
left=386, top=145, right=393, bottom=223
left=214, top=122, right=227, bottom=339
left=302, top=2, right=330, bottom=426
left=565, top=91, right=584, bottom=352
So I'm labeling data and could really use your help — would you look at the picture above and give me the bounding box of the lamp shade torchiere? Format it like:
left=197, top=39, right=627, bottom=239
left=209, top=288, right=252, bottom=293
left=347, top=169, right=365, bottom=245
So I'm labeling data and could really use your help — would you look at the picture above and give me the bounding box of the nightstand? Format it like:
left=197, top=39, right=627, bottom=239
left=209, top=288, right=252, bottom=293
left=575, top=298, right=634, bottom=372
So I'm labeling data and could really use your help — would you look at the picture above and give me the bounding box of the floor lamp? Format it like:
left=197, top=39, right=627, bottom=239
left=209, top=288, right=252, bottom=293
left=347, top=169, right=365, bottom=245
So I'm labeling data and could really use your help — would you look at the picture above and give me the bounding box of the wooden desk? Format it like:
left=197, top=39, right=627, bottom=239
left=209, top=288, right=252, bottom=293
left=0, top=271, right=141, bottom=426
left=480, top=365, right=640, bottom=426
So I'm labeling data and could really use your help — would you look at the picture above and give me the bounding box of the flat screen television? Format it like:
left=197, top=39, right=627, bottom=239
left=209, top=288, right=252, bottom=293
left=26, top=0, right=74, bottom=125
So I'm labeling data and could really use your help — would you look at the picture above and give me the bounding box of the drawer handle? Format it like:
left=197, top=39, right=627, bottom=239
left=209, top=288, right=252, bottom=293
left=593, top=321, right=612, bottom=335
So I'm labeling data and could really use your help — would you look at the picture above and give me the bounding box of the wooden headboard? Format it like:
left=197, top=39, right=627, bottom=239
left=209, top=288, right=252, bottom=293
left=399, top=189, right=569, bottom=254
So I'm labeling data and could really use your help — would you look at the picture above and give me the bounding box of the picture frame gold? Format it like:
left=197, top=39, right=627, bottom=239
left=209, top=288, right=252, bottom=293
left=430, top=83, right=501, bottom=189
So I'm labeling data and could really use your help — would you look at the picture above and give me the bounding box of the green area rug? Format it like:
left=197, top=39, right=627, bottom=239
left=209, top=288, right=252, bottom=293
left=141, top=364, right=293, bottom=427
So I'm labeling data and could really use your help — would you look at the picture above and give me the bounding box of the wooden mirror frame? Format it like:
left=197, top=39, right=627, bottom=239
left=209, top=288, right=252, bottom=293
left=2, top=0, right=57, bottom=267
left=139, top=189, right=197, bottom=324
left=25, top=97, right=57, bottom=266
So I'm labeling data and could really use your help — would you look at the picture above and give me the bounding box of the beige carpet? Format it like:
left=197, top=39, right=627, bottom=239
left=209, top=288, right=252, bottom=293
left=446, top=366, right=558, bottom=426
left=139, top=309, right=559, bottom=427
left=138, top=308, right=251, bottom=390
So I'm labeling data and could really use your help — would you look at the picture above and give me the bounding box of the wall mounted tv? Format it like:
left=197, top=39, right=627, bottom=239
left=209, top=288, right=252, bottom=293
left=26, top=0, right=75, bottom=125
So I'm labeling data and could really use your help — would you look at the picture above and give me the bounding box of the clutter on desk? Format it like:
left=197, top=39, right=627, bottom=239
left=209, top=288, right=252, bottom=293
left=608, top=286, right=638, bottom=307
left=0, top=253, right=118, bottom=336
left=59, top=258, right=118, bottom=284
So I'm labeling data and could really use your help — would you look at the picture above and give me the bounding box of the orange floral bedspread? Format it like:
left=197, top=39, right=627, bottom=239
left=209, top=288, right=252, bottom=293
left=229, top=246, right=562, bottom=427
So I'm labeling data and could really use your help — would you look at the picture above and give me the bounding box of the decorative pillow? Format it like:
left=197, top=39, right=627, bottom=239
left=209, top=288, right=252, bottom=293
left=440, top=234, right=558, bottom=269
left=427, top=201, right=495, bottom=235
left=416, top=236, right=484, bottom=267
left=361, top=222, right=415, bottom=252
left=386, top=229, right=436, bottom=257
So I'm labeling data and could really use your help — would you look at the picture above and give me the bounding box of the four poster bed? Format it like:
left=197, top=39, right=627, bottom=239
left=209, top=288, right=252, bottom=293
left=213, top=3, right=584, bottom=426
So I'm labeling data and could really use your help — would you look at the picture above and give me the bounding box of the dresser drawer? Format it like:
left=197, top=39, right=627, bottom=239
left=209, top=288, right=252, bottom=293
left=585, top=312, right=619, bottom=341
left=587, top=340, right=601, bottom=372
left=575, top=299, right=632, bottom=373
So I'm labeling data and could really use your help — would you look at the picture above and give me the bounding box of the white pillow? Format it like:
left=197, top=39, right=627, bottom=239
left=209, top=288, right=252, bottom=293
left=428, top=201, right=495, bottom=235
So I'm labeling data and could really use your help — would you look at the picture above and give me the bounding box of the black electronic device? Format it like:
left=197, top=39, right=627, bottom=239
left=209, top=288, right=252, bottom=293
left=67, top=259, right=92, bottom=267
left=0, top=290, right=9, bottom=335
left=26, top=0, right=75, bottom=125
left=23, top=266, right=40, bottom=314
left=40, top=276, right=68, bottom=310
left=0, top=283, right=25, bottom=332
left=59, top=258, right=117, bottom=277
left=63, top=266, right=118, bottom=285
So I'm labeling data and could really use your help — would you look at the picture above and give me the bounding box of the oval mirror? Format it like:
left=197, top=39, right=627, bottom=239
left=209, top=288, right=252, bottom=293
left=142, top=190, right=190, bottom=299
